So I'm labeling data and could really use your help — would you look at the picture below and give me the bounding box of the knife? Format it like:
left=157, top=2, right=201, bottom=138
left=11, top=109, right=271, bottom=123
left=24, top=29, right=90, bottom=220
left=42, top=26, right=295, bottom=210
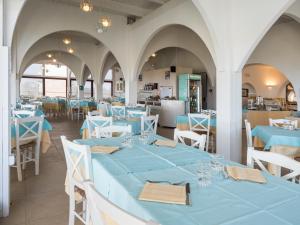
left=185, top=183, right=191, bottom=206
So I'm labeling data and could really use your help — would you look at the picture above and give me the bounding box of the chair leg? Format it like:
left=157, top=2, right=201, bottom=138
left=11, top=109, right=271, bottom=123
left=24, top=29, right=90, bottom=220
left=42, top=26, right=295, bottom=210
left=16, top=148, right=23, bottom=182
left=34, top=143, right=40, bottom=176
left=69, top=187, right=76, bottom=225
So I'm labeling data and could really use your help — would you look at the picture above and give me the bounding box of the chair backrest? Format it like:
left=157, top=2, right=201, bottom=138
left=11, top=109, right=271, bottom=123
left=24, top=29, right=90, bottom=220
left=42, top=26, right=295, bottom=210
left=188, top=113, right=210, bottom=150
left=95, top=125, right=132, bottom=138
left=141, top=115, right=159, bottom=134
left=21, top=104, right=37, bottom=110
left=269, top=118, right=298, bottom=128
left=88, top=110, right=102, bottom=117
left=188, top=113, right=210, bottom=132
left=84, top=182, right=159, bottom=225
left=174, top=128, right=206, bottom=151
left=98, top=102, right=111, bottom=116
left=13, top=110, right=35, bottom=118
left=127, top=110, right=147, bottom=118
left=147, top=105, right=161, bottom=116
left=244, top=119, right=253, bottom=148
left=86, top=116, right=113, bottom=138
left=111, top=106, right=126, bottom=118
left=15, top=116, right=44, bottom=147
left=247, top=147, right=300, bottom=182
left=61, top=136, right=92, bottom=189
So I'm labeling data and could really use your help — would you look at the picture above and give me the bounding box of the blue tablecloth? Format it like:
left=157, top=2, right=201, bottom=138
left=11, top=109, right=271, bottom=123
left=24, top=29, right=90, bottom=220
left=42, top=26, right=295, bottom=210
left=75, top=136, right=300, bottom=225
left=81, top=118, right=141, bottom=136
left=176, top=115, right=217, bottom=128
left=252, top=125, right=300, bottom=149
left=69, top=100, right=96, bottom=108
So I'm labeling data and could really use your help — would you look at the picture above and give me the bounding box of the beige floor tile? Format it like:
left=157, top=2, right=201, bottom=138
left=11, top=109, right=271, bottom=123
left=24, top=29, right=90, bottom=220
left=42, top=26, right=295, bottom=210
left=27, top=212, right=68, bottom=225
left=0, top=198, right=27, bottom=225
left=26, top=192, right=68, bottom=222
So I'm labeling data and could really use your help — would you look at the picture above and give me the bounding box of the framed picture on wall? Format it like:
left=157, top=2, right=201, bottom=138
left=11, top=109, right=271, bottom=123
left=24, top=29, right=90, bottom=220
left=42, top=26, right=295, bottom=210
left=165, top=71, right=170, bottom=80
left=242, top=88, right=249, bottom=97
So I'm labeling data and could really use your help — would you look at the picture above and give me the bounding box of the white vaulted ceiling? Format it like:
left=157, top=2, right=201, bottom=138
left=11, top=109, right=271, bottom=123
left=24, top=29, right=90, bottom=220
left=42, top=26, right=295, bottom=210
left=47, top=0, right=170, bottom=17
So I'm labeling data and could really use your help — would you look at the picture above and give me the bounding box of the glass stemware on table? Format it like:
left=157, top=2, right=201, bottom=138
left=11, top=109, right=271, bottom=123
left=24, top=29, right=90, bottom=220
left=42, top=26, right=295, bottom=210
left=197, top=153, right=227, bottom=187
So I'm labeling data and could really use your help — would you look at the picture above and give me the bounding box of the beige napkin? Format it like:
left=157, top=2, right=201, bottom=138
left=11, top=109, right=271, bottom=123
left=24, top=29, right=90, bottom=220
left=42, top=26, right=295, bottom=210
left=127, top=117, right=141, bottom=122
left=91, top=146, right=119, bottom=154
left=226, top=166, right=267, bottom=184
left=139, top=182, right=187, bottom=205
left=155, top=140, right=177, bottom=148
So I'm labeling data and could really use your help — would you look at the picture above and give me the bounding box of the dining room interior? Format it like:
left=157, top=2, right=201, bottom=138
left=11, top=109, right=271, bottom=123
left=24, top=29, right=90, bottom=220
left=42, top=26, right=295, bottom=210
left=1, top=0, right=300, bottom=225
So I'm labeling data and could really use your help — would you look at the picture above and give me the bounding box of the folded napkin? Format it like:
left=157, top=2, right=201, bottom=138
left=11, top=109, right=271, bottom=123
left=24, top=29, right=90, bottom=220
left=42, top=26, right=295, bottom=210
left=226, top=166, right=266, bottom=184
left=139, top=182, right=187, bottom=205
left=127, top=117, right=141, bottom=122
left=155, top=139, right=177, bottom=148
left=91, top=146, right=119, bottom=154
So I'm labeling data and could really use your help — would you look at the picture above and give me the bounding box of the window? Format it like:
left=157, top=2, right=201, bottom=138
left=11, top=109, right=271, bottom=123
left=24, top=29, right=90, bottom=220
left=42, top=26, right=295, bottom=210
left=70, top=80, right=79, bottom=98
left=45, top=79, right=67, bottom=97
left=20, top=78, right=43, bottom=98
left=23, top=64, right=43, bottom=76
left=70, top=79, right=94, bottom=98
left=105, top=69, right=113, bottom=80
left=84, top=81, right=93, bottom=98
left=103, top=82, right=112, bottom=98
left=45, top=64, right=68, bottom=77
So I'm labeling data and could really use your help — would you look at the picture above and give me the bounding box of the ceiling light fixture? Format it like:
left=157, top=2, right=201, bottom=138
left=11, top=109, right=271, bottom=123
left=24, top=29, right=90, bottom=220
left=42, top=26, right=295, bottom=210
left=151, top=53, right=156, bottom=57
left=47, top=53, right=53, bottom=58
left=68, top=47, right=74, bottom=54
left=80, top=0, right=93, bottom=12
left=52, top=58, right=57, bottom=63
left=63, top=38, right=71, bottom=45
left=97, top=16, right=112, bottom=33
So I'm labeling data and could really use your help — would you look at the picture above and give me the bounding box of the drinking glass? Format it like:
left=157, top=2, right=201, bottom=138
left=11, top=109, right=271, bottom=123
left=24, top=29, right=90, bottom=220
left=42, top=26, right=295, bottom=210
left=210, top=154, right=224, bottom=174
left=197, top=162, right=212, bottom=187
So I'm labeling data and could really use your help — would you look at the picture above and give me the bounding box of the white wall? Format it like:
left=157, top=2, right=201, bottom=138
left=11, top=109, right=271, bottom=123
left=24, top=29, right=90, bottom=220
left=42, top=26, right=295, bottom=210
left=138, top=67, right=193, bottom=99
left=247, top=20, right=300, bottom=108
left=243, top=64, right=289, bottom=98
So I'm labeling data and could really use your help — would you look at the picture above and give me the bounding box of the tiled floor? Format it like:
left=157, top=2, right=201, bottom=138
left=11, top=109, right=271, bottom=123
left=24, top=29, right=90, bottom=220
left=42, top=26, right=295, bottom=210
left=1, top=117, right=246, bottom=225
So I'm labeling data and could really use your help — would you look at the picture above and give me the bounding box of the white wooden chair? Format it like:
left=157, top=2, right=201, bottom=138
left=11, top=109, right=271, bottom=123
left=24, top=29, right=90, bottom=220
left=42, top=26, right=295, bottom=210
left=244, top=119, right=253, bottom=148
left=12, top=116, right=44, bottom=181
left=269, top=118, right=298, bottom=128
left=84, top=182, right=159, bottom=225
left=188, top=113, right=210, bottom=151
left=21, top=104, right=37, bottom=110
left=147, top=105, right=161, bottom=116
left=98, top=102, right=111, bottom=116
left=95, top=125, right=132, bottom=138
left=127, top=110, right=147, bottom=118
left=247, top=147, right=300, bottom=183
left=71, top=100, right=84, bottom=121
left=141, top=115, right=159, bottom=134
left=61, top=136, right=92, bottom=225
left=174, top=128, right=206, bottom=151
left=111, top=106, right=126, bottom=118
left=86, top=116, right=113, bottom=138
left=13, top=110, right=35, bottom=118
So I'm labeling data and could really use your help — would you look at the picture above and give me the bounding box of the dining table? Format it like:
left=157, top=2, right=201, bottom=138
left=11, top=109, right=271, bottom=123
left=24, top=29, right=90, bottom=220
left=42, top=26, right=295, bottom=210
left=252, top=125, right=300, bottom=175
left=97, top=104, right=146, bottom=117
left=74, top=135, right=300, bottom=225
left=11, top=110, right=53, bottom=153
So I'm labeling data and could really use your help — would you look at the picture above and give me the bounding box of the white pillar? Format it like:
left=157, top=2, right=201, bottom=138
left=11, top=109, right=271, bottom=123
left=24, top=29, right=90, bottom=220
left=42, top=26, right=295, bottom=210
left=94, top=81, right=102, bottom=101
left=125, top=77, right=137, bottom=105
left=216, top=69, right=242, bottom=162
left=0, top=46, right=11, bottom=217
